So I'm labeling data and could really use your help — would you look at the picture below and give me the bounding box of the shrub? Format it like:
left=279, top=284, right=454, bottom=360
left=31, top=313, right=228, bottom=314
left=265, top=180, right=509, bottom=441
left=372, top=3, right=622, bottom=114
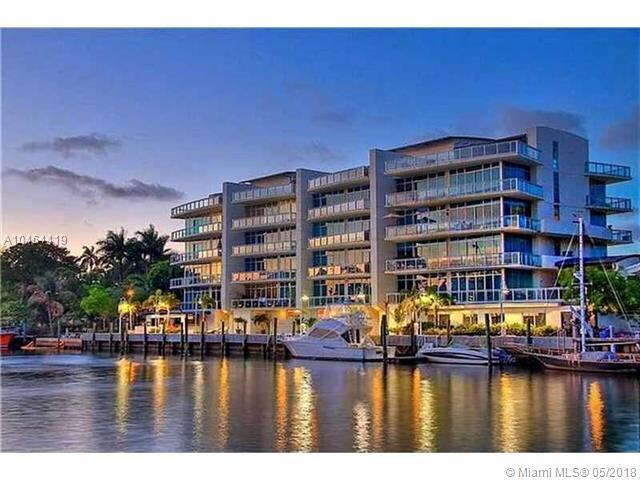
left=505, top=322, right=526, bottom=336
left=533, top=325, right=558, bottom=337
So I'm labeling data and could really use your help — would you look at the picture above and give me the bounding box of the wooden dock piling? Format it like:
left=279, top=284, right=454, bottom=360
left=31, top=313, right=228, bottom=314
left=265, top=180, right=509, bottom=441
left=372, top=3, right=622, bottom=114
left=484, top=313, right=492, bottom=369
left=272, top=317, right=278, bottom=360
left=200, top=319, right=205, bottom=357
left=108, top=321, right=114, bottom=353
left=381, top=314, right=388, bottom=364
left=143, top=321, right=148, bottom=355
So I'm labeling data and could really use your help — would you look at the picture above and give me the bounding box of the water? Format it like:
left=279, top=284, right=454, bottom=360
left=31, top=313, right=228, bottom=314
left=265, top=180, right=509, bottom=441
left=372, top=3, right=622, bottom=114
left=1, top=354, right=639, bottom=452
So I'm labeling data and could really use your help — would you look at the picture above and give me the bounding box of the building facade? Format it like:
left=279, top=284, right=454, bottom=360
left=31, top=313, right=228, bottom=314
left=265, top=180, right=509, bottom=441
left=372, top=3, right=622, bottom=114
left=170, top=127, right=634, bottom=333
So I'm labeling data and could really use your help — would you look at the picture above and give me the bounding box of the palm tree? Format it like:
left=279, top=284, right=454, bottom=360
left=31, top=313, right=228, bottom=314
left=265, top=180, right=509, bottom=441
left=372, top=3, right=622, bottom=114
left=97, top=228, right=129, bottom=282
left=421, top=286, right=453, bottom=328
left=136, top=225, right=170, bottom=269
left=78, top=245, right=101, bottom=273
left=252, top=313, right=271, bottom=334
left=199, top=293, right=214, bottom=332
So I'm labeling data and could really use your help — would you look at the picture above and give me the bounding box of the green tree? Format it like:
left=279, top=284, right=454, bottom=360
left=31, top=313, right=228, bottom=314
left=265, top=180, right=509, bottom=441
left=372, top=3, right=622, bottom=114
left=252, top=313, right=271, bottom=334
left=77, top=245, right=101, bottom=273
left=135, top=225, right=170, bottom=268
left=80, top=285, right=119, bottom=330
left=96, top=228, right=130, bottom=283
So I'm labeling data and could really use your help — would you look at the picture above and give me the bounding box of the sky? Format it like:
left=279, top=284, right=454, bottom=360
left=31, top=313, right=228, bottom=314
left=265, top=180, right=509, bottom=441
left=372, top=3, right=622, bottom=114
left=1, top=29, right=639, bottom=255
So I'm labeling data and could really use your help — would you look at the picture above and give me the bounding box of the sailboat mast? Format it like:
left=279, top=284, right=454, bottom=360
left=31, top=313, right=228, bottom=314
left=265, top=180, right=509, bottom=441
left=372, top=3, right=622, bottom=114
left=578, top=215, right=587, bottom=353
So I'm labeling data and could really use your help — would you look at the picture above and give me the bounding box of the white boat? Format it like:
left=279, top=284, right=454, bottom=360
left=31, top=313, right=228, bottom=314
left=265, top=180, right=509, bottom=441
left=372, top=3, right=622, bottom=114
left=416, top=342, right=502, bottom=365
left=283, top=314, right=396, bottom=362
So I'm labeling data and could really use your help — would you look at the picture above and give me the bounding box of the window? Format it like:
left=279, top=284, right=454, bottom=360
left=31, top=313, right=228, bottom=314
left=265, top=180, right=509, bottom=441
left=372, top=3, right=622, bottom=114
left=524, top=313, right=546, bottom=327
left=463, top=314, right=478, bottom=325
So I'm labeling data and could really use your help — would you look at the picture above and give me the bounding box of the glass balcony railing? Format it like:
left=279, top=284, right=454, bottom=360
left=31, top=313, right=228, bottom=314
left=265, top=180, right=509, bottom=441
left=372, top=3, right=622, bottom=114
left=308, top=230, right=370, bottom=249
left=307, top=294, right=370, bottom=307
left=385, top=140, right=541, bottom=175
left=181, top=300, right=222, bottom=311
left=170, top=249, right=222, bottom=265
left=307, top=263, right=371, bottom=278
left=610, top=229, right=633, bottom=243
left=232, top=298, right=295, bottom=309
left=386, top=287, right=566, bottom=305
left=586, top=196, right=632, bottom=212
left=385, top=252, right=541, bottom=272
left=385, top=178, right=543, bottom=207
left=232, top=183, right=295, bottom=203
left=308, top=198, right=370, bottom=220
left=231, top=270, right=296, bottom=282
left=231, top=212, right=296, bottom=230
left=386, top=215, right=540, bottom=240
left=171, top=222, right=223, bottom=241
left=231, top=241, right=296, bottom=256
left=308, top=166, right=369, bottom=191
left=169, top=275, right=222, bottom=289
left=585, top=162, right=631, bottom=180
left=171, top=194, right=222, bottom=218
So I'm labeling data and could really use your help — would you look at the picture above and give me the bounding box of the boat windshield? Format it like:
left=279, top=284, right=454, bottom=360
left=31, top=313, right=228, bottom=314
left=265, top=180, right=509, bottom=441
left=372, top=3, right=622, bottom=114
left=308, top=328, right=340, bottom=339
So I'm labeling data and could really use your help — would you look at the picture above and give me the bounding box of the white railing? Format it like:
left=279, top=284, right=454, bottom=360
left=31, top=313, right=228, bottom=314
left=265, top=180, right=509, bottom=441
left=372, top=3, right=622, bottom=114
left=170, top=249, right=222, bottom=265
left=232, top=298, right=295, bottom=309
left=232, top=212, right=296, bottom=230
left=308, top=166, right=369, bottom=191
left=385, top=252, right=541, bottom=272
left=385, top=178, right=543, bottom=207
left=386, top=287, right=566, bottom=305
left=231, top=270, right=296, bottom=282
left=384, top=140, right=541, bottom=174
left=171, top=222, right=223, bottom=241
left=232, top=241, right=296, bottom=256
left=170, top=275, right=222, bottom=288
left=308, top=230, right=369, bottom=249
left=308, top=263, right=370, bottom=278
left=308, top=198, right=370, bottom=220
left=232, top=183, right=295, bottom=203
left=385, top=215, right=540, bottom=240
left=307, top=294, right=370, bottom=307
left=171, top=194, right=222, bottom=217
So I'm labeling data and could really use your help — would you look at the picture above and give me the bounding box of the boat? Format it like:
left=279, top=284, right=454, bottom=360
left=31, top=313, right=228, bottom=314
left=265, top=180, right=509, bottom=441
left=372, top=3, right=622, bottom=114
left=526, top=215, right=640, bottom=375
left=283, top=313, right=396, bottom=362
left=416, top=342, right=504, bottom=365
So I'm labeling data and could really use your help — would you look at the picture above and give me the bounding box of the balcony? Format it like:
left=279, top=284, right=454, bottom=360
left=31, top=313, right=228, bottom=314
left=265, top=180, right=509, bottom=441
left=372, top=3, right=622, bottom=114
left=307, top=294, right=370, bottom=308
left=384, top=140, right=541, bottom=176
left=386, top=215, right=540, bottom=241
left=308, top=230, right=370, bottom=250
left=308, top=166, right=369, bottom=192
left=308, top=263, right=371, bottom=279
left=308, top=197, right=370, bottom=220
left=232, top=212, right=296, bottom=230
left=386, top=287, right=566, bottom=305
left=385, top=178, right=543, bottom=208
left=585, top=162, right=631, bottom=184
left=171, top=194, right=222, bottom=218
left=181, top=299, right=222, bottom=312
left=610, top=229, right=633, bottom=244
left=586, top=196, right=633, bottom=214
left=169, top=275, right=222, bottom=289
left=232, top=298, right=295, bottom=309
left=170, top=249, right=222, bottom=266
left=171, top=222, right=223, bottom=242
left=231, top=241, right=296, bottom=257
left=232, top=183, right=295, bottom=204
left=231, top=270, right=296, bottom=283
left=385, top=252, right=541, bottom=273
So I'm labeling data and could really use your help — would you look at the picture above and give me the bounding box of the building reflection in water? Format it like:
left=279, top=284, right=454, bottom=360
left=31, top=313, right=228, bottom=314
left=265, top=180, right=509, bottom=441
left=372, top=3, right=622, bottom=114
left=587, top=381, right=606, bottom=452
left=410, top=368, right=436, bottom=452
left=192, top=361, right=205, bottom=448
left=115, top=358, right=137, bottom=438
left=370, top=368, right=384, bottom=450
left=353, top=400, right=371, bottom=452
left=499, top=374, right=521, bottom=452
left=291, top=366, right=317, bottom=452
left=152, top=357, right=168, bottom=436
left=216, top=358, right=230, bottom=450
left=275, top=364, right=289, bottom=452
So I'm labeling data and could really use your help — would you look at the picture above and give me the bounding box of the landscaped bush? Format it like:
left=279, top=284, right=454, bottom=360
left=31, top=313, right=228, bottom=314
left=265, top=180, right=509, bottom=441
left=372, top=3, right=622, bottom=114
left=533, top=325, right=558, bottom=337
left=451, top=324, right=486, bottom=336
left=505, top=322, right=527, bottom=336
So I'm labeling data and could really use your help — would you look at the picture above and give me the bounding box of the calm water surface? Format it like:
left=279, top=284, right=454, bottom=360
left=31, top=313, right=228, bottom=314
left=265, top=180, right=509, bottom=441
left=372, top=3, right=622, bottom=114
left=1, top=353, right=639, bottom=452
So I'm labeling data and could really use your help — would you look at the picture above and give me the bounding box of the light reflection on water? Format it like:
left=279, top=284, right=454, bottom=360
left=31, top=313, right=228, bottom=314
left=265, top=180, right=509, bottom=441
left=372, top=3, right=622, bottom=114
left=1, top=354, right=638, bottom=452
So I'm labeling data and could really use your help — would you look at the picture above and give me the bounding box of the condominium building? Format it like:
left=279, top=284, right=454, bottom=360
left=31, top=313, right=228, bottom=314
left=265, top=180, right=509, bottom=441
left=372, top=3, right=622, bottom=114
left=170, top=126, right=634, bottom=333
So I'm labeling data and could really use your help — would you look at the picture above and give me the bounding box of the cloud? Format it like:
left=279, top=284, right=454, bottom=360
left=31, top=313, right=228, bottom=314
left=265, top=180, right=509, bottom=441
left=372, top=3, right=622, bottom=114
left=284, top=81, right=355, bottom=127
left=270, top=141, right=346, bottom=166
left=20, top=133, right=120, bottom=157
left=600, top=106, right=639, bottom=150
left=496, top=107, right=586, bottom=136
left=4, top=165, right=183, bottom=202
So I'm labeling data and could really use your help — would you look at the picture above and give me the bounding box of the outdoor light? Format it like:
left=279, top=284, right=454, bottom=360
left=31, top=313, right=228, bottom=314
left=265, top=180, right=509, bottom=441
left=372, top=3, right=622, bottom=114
left=301, top=294, right=309, bottom=302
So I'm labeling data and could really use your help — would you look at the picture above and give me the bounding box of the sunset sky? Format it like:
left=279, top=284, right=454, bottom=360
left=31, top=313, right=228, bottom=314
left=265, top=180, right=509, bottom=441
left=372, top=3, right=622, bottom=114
left=2, top=29, right=638, bottom=255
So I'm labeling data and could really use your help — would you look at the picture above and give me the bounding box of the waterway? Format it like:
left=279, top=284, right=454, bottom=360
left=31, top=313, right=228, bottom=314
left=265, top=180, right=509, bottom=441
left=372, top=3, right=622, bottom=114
left=1, top=354, right=639, bottom=452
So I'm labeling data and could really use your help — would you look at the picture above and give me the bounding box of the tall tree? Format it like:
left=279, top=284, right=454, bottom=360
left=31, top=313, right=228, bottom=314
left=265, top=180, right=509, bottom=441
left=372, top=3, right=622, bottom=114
left=78, top=245, right=101, bottom=273
left=136, top=224, right=170, bottom=268
left=96, top=228, right=129, bottom=283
